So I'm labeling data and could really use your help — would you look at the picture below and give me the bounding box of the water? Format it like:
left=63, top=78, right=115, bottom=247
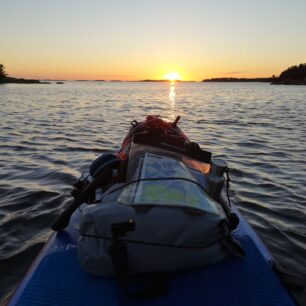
left=0, top=81, right=305, bottom=301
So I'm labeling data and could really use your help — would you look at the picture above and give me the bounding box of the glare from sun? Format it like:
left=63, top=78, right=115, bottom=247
left=165, top=72, right=182, bottom=81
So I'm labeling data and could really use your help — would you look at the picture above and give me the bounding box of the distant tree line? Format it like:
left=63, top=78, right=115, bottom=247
left=0, top=63, right=41, bottom=84
left=278, top=63, right=306, bottom=81
left=202, top=77, right=273, bottom=83
left=202, top=63, right=306, bottom=85
left=271, top=63, right=306, bottom=85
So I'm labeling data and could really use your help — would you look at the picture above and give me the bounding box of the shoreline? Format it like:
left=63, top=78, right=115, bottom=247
left=0, top=77, right=41, bottom=84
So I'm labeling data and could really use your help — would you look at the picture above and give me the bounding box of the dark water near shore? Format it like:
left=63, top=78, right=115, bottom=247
left=0, top=81, right=305, bottom=302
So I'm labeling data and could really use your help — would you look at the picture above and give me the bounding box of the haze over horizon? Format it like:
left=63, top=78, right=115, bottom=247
left=1, top=0, right=306, bottom=81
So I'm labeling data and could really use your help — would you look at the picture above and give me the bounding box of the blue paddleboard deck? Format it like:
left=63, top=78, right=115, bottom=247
left=8, top=212, right=295, bottom=306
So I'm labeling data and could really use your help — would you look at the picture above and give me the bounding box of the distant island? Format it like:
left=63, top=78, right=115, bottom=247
left=140, top=79, right=173, bottom=82
left=202, top=77, right=273, bottom=83
left=0, top=64, right=41, bottom=84
left=202, top=63, right=306, bottom=85
left=271, top=63, right=306, bottom=85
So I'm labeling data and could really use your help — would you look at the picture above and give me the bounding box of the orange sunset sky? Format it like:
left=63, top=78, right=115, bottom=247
left=1, top=0, right=306, bottom=81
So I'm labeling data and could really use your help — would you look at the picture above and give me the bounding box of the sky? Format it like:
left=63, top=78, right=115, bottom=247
left=1, top=0, right=306, bottom=81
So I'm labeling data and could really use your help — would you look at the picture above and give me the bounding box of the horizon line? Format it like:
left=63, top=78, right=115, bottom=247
left=24, top=76, right=274, bottom=82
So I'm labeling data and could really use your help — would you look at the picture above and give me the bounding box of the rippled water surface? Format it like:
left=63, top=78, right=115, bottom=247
left=0, top=81, right=305, bottom=301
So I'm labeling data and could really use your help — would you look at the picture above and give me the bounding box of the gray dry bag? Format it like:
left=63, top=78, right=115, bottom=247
left=78, top=152, right=242, bottom=276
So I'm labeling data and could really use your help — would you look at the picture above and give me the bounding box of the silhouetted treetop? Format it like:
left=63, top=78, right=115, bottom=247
left=279, top=63, right=306, bottom=81
left=0, top=63, right=7, bottom=79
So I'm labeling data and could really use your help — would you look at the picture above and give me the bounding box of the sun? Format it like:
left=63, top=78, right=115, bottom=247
left=165, top=72, right=182, bottom=81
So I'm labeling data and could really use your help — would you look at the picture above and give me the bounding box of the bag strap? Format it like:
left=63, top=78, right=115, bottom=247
left=217, top=168, right=239, bottom=231
left=108, top=220, right=135, bottom=283
left=51, top=159, right=121, bottom=231
left=108, top=220, right=169, bottom=298
left=219, top=220, right=245, bottom=258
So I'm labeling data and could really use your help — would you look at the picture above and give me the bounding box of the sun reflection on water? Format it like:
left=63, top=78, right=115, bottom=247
left=169, top=81, right=176, bottom=120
